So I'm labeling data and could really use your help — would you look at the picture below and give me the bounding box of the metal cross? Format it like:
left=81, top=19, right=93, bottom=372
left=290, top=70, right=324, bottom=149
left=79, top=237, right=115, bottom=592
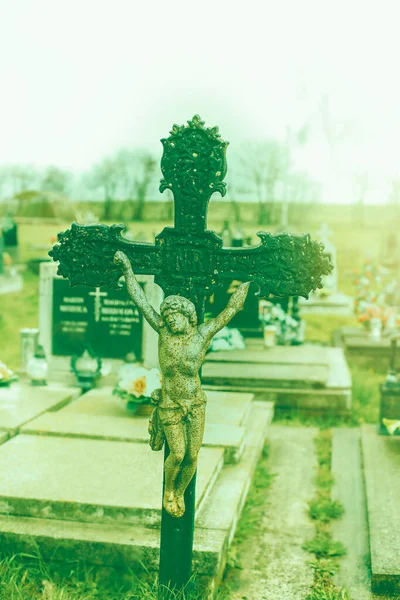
left=49, top=114, right=332, bottom=596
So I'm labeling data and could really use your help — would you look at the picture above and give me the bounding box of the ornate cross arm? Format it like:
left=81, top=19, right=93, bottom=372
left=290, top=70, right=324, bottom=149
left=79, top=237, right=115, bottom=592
left=49, top=222, right=161, bottom=288
left=49, top=222, right=332, bottom=301
left=217, top=231, right=333, bottom=299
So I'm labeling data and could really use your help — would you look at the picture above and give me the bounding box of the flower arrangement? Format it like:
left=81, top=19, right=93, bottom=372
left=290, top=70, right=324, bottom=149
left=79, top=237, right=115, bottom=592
left=0, top=361, right=18, bottom=386
left=382, top=418, right=400, bottom=436
left=113, top=364, right=161, bottom=412
left=259, top=300, right=300, bottom=345
left=353, top=258, right=399, bottom=334
left=208, top=326, right=245, bottom=352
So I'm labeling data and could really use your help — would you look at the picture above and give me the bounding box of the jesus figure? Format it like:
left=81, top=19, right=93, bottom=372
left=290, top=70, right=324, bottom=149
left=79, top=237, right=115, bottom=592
left=114, top=250, right=250, bottom=518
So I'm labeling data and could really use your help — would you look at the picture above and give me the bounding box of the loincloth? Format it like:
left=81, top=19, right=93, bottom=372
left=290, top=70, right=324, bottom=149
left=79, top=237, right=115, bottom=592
left=148, top=388, right=206, bottom=450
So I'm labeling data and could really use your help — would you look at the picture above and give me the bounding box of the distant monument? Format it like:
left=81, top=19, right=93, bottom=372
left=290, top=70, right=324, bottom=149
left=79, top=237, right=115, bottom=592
left=299, top=223, right=353, bottom=315
left=317, top=223, right=338, bottom=295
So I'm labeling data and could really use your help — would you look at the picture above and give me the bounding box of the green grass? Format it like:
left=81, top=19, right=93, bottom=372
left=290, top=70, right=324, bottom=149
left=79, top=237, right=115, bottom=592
left=304, top=534, right=347, bottom=559
left=303, top=430, right=349, bottom=599
left=0, top=554, right=227, bottom=600
left=309, top=498, right=345, bottom=523
left=231, top=444, right=275, bottom=546
left=222, top=444, right=274, bottom=587
left=0, top=270, right=39, bottom=370
left=302, top=313, right=358, bottom=346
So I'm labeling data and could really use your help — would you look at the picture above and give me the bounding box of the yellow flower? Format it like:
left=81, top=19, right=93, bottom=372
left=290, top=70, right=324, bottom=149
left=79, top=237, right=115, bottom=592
left=0, top=365, right=11, bottom=381
left=130, top=376, right=147, bottom=398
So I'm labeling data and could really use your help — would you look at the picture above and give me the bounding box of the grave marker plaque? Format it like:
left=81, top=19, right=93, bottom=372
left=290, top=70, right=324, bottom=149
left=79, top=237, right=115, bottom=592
left=52, top=279, right=143, bottom=359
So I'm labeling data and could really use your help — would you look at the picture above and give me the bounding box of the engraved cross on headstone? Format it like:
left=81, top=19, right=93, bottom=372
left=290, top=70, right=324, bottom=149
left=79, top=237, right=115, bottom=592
left=88, top=288, right=107, bottom=322
left=49, top=115, right=332, bottom=597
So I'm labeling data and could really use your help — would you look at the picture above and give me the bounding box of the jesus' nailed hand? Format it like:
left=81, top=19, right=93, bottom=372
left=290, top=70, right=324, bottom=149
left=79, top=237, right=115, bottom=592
left=113, top=250, right=250, bottom=518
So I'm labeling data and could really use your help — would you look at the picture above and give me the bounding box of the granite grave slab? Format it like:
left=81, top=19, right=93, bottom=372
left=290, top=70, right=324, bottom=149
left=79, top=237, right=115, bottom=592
left=61, top=387, right=253, bottom=427
left=0, top=435, right=223, bottom=527
left=204, top=343, right=352, bottom=415
left=21, top=412, right=245, bottom=464
left=361, top=424, right=400, bottom=596
left=0, top=383, right=80, bottom=434
left=0, top=401, right=274, bottom=595
left=333, top=326, right=394, bottom=362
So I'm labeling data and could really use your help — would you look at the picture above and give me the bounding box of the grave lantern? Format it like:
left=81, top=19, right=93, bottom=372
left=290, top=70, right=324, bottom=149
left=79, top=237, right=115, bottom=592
left=71, top=347, right=102, bottom=393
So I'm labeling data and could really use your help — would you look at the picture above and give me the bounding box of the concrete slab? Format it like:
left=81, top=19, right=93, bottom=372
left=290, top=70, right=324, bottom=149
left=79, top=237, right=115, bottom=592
left=202, top=361, right=329, bottom=389
left=21, top=412, right=246, bottom=464
left=62, top=387, right=253, bottom=427
left=0, top=400, right=274, bottom=596
left=0, top=515, right=226, bottom=576
left=331, top=428, right=372, bottom=599
left=206, top=343, right=330, bottom=366
left=0, top=383, right=81, bottom=432
left=299, top=292, right=353, bottom=316
left=333, top=326, right=393, bottom=362
left=196, top=402, right=274, bottom=537
left=362, top=424, right=400, bottom=596
left=0, top=435, right=223, bottom=527
left=0, top=273, right=23, bottom=295
left=203, top=347, right=352, bottom=416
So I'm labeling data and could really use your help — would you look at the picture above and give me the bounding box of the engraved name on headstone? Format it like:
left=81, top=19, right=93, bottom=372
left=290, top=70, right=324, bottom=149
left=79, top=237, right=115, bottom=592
left=52, top=279, right=143, bottom=360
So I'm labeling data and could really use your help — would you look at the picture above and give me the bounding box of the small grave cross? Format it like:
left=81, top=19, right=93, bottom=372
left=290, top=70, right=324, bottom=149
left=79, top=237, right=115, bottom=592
left=88, top=287, right=107, bottom=322
left=49, top=115, right=332, bottom=597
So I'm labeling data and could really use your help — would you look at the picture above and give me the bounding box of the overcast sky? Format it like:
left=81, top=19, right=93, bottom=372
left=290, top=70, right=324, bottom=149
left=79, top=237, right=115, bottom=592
left=1, top=0, right=399, bottom=203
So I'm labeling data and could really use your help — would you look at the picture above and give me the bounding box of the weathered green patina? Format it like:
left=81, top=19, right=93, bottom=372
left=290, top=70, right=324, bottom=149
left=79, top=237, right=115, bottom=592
left=49, top=115, right=332, bottom=597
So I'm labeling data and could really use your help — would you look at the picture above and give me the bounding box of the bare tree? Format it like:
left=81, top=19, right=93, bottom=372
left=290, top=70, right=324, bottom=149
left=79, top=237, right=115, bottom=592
left=0, top=165, right=40, bottom=197
left=41, top=166, right=72, bottom=195
left=131, top=153, right=157, bottom=221
left=86, top=156, right=123, bottom=220
left=239, top=140, right=290, bottom=225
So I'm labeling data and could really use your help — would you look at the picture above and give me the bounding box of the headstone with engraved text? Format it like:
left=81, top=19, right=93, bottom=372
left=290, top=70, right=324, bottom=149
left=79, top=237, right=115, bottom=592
left=39, top=262, right=162, bottom=382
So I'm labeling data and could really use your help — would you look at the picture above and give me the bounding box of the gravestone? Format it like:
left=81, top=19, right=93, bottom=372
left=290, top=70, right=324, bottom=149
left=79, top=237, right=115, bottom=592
left=205, top=281, right=262, bottom=336
left=52, top=279, right=143, bottom=359
left=300, top=224, right=353, bottom=315
left=39, top=261, right=162, bottom=383
left=1, top=213, right=19, bottom=266
left=2, top=213, right=18, bottom=245
left=0, top=226, right=23, bottom=295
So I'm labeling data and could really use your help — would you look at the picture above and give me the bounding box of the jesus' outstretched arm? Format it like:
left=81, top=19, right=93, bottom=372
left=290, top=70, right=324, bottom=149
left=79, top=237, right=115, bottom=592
left=114, top=251, right=163, bottom=333
left=199, top=281, right=250, bottom=342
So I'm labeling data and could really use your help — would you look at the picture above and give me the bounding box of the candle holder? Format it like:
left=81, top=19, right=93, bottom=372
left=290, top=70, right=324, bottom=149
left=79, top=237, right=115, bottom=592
left=71, top=346, right=102, bottom=393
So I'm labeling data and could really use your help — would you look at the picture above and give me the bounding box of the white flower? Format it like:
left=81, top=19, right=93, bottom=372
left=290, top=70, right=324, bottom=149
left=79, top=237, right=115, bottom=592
left=118, top=366, right=161, bottom=398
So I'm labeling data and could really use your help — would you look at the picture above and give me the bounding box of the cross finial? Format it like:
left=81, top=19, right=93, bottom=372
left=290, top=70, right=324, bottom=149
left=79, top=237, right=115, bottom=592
left=159, top=115, right=229, bottom=235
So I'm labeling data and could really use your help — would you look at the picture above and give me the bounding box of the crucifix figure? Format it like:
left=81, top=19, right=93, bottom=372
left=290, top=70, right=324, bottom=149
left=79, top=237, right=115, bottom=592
left=114, top=249, right=249, bottom=518
left=49, top=114, right=332, bottom=595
